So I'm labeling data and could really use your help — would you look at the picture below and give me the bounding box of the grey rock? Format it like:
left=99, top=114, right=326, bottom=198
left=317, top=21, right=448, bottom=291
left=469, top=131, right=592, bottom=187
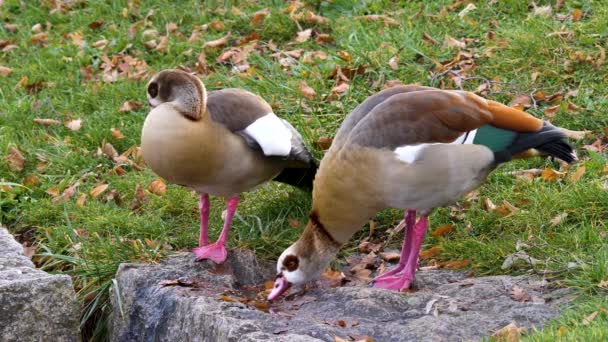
left=110, top=250, right=569, bottom=342
left=0, top=227, right=81, bottom=342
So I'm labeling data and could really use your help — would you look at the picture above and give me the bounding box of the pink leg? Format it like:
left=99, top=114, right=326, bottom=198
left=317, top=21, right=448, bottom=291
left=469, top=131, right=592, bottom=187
left=193, top=195, right=239, bottom=264
left=198, top=194, right=210, bottom=246
left=374, top=213, right=429, bottom=291
left=373, top=210, right=416, bottom=281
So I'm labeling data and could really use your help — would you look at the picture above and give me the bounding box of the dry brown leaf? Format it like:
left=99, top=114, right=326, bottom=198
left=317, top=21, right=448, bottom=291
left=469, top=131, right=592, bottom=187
left=458, top=3, right=476, bottom=18
left=493, top=322, right=524, bottom=342
left=130, top=184, right=148, bottom=211
left=106, top=189, right=122, bottom=205
left=384, top=80, right=404, bottom=88
left=6, top=146, right=26, bottom=172
left=46, top=187, right=60, bottom=197
left=314, top=137, right=332, bottom=150
left=65, top=119, right=82, bottom=131
left=155, top=36, right=169, bottom=53
left=111, top=128, right=125, bottom=139
left=566, top=100, right=580, bottom=112
left=509, top=285, right=532, bottom=302
left=598, top=280, right=608, bottom=288
left=582, top=311, right=598, bottom=326
left=358, top=240, right=381, bottom=254
left=166, top=22, right=178, bottom=34
left=320, top=269, right=345, bottom=288
left=119, top=101, right=142, bottom=112
left=440, top=259, right=470, bottom=269
left=315, top=33, right=334, bottom=44
left=298, top=81, right=316, bottom=99
left=0, top=66, right=13, bottom=76
left=34, top=118, right=60, bottom=126
left=5, top=24, right=19, bottom=33
left=295, top=29, right=312, bottom=43
left=22, top=175, right=38, bottom=187
left=422, top=32, right=439, bottom=45
left=148, top=179, right=166, bottom=196
left=541, top=168, right=565, bottom=181
left=378, top=252, right=400, bottom=263
left=67, top=32, right=84, bottom=47
left=532, top=5, right=552, bottom=17
left=388, top=56, right=399, bottom=70
left=483, top=197, right=497, bottom=211
left=203, top=32, right=231, bottom=49
left=30, top=32, right=48, bottom=46
left=101, top=142, right=118, bottom=159
left=420, top=246, right=442, bottom=259
left=431, top=224, right=455, bottom=237
left=331, top=82, right=349, bottom=94
left=443, top=35, right=466, bottom=49
left=569, top=166, right=586, bottom=183
left=250, top=8, right=270, bottom=27
left=76, top=193, right=87, bottom=207
left=209, top=21, right=225, bottom=31
left=544, top=104, right=560, bottom=117
left=571, top=8, right=583, bottom=22
left=90, top=184, right=109, bottom=199
left=550, top=212, right=568, bottom=227
left=511, top=94, right=532, bottom=108
left=355, top=15, right=399, bottom=26
left=596, top=46, right=606, bottom=68
left=305, top=11, right=329, bottom=25
left=495, top=200, right=519, bottom=217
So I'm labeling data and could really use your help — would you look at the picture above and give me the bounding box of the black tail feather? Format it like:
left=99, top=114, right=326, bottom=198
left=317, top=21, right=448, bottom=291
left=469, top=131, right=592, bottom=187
left=272, top=161, right=318, bottom=191
left=494, top=122, right=576, bottom=165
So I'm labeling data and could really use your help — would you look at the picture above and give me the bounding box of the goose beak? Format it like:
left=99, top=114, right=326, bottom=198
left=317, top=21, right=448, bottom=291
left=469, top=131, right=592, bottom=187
left=268, top=274, right=291, bottom=301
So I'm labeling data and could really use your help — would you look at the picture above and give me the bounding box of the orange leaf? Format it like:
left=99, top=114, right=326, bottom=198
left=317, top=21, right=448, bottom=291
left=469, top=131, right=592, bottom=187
left=90, top=184, right=109, bottom=198
left=45, top=187, right=60, bottom=197
left=6, top=146, right=26, bottom=172
left=431, top=224, right=455, bottom=237
left=76, top=193, right=87, bottom=207
left=569, top=166, right=586, bottom=183
left=148, top=179, right=166, bottom=196
left=541, top=168, right=565, bottom=181
left=250, top=8, right=270, bottom=27
left=571, top=8, right=583, bottom=22
left=420, top=246, right=442, bottom=259
left=22, top=175, right=38, bottom=187
left=440, top=259, right=470, bottom=269
left=111, top=128, right=125, bottom=139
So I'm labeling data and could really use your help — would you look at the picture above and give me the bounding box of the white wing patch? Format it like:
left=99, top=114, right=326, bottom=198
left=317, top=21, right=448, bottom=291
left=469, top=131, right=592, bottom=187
left=244, top=113, right=293, bottom=156
left=394, top=129, right=478, bottom=164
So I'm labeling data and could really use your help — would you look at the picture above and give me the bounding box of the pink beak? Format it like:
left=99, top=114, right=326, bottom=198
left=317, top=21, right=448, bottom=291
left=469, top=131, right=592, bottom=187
left=268, top=275, right=291, bottom=301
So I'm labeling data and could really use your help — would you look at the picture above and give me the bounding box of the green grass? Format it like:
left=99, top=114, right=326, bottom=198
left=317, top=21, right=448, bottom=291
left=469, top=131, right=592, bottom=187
left=1, top=0, right=607, bottom=340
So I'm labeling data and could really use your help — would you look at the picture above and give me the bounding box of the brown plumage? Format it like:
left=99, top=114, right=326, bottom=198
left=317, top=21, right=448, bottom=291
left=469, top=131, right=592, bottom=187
left=269, top=85, right=575, bottom=299
left=141, top=69, right=316, bottom=264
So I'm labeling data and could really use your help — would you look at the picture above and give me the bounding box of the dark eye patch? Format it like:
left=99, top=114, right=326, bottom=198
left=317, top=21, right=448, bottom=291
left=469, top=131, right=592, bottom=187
left=283, top=255, right=299, bottom=272
left=148, top=82, right=159, bottom=98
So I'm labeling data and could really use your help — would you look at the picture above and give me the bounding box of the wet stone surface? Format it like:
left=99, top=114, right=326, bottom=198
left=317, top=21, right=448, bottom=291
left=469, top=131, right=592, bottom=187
left=110, top=250, right=570, bottom=342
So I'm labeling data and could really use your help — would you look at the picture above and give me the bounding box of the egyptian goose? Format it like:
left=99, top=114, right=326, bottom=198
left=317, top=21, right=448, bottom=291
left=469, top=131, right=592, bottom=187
left=268, top=85, right=576, bottom=299
left=141, top=69, right=317, bottom=264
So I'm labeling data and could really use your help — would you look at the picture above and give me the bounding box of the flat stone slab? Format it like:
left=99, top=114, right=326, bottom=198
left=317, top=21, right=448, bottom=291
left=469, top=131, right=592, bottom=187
left=0, top=227, right=81, bottom=342
left=110, top=250, right=569, bottom=342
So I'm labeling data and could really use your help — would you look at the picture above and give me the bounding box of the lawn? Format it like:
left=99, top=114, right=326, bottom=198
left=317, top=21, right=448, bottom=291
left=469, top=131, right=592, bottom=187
left=1, top=0, right=607, bottom=340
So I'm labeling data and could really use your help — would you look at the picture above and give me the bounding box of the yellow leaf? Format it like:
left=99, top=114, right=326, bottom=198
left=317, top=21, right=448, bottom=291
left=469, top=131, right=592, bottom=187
left=148, top=179, right=166, bottom=196
left=90, top=184, right=109, bottom=198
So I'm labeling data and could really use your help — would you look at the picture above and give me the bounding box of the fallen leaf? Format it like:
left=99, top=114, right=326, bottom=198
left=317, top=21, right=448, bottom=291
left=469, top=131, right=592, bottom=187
left=299, top=81, right=316, bottom=99
left=358, top=240, right=381, bottom=254
left=288, top=219, right=302, bottom=228
left=532, top=4, right=552, bottom=17
left=440, top=259, right=470, bottom=269
left=483, top=197, right=497, bottom=211
left=331, top=82, right=349, bottom=94
left=598, top=280, right=608, bottom=288
left=334, top=337, right=348, bottom=342
left=443, top=35, right=466, bottom=49
left=295, top=29, right=312, bottom=43
left=46, top=187, right=60, bottom=196
left=511, top=94, right=532, bottom=108
left=557, top=127, right=591, bottom=140
left=314, top=137, right=332, bottom=150
left=250, top=8, right=270, bottom=27
left=76, top=193, right=87, bottom=207
left=22, top=175, right=38, bottom=187
left=6, top=146, right=26, bottom=171
left=596, top=46, right=605, bottom=68
left=89, top=19, right=104, bottom=30
left=378, top=252, right=400, bottom=262
left=130, top=184, right=148, bottom=211
left=431, top=224, right=455, bottom=237
left=0, top=66, right=13, bottom=76
left=420, top=246, right=442, bottom=259
left=155, top=36, right=169, bottom=53
left=218, top=295, right=239, bottom=302
left=67, top=31, right=84, bottom=47
left=337, top=50, right=351, bottom=61
left=582, top=311, right=598, bottom=326
left=355, top=15, right=399, bottom=26
left=315, top=33, right=334, bottom=44
left=148, top=179, right=166, bottom=196
left=569, top=166, right=586, bottom=183
left=388, top=56, right=399, bottom=70
left=203, top=32, right=231, bottom=49
left=493, top=322, right=525, bottom=342
left=544, top=104, right=560, bottom=117
left=65, top=119, right=82, bottom=131
left=550, top=212, right=568, bottom=226
left=90, top=184, right=109, bottom=198
left=422, top=32, right=439, bottom=45
left=34, top=118, right=60, bottom=126
left=30, top=32, right=48, bottom=46
left=571, top=8, right=583, bottom=22
left=320, top=269, right=345, bottom=288
left=541, top=168, right=565, bottom=181
left=61, top=182, right=79, bottom=202
left=166, top=22, right=178, bottom=34
left=209, top=21, right=225, bottom=31
left=305, top=11, right=329, bottom=25
left=510, top=285, right=531, bottom=302
left=458, top=3, right=476, bottom=18
left=495, top=200, right=519, bottom=217
left=105, top=189, right=122, bottom=205
left=111, top=128, right=125, bottom=139
left=119, top=101, right=142, bottom=112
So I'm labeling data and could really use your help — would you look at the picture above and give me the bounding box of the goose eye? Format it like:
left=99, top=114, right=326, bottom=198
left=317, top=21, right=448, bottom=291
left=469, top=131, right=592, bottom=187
left=148, top=82, right=159, bottom=98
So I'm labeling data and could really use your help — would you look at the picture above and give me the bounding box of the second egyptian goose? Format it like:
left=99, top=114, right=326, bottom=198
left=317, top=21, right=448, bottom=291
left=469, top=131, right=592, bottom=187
left=141, top=69, right=317, bottom=264
left=268, top=85, right=576, bottom=299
